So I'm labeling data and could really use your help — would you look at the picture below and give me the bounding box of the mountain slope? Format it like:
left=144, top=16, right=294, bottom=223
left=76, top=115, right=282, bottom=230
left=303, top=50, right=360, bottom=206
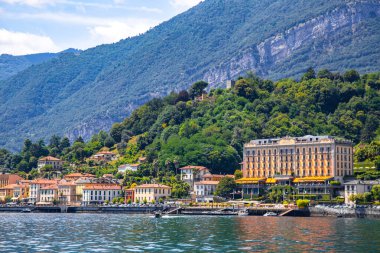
left=0, top=0, right=379, bottom=151
left=0, top=49, right=81, bottom=80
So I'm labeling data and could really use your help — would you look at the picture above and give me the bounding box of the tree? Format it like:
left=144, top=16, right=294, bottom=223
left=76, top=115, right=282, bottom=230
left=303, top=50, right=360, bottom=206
left=301, top=67, right=316, bottom=81
left=176, top=90, right=190, bottom=103
left=343, top=70, right=360, bottom=83
left=75, top=136, right=84, bottom=143
left=234, top=170, right=243, bottom=180
left=317, top=69, right=334, bottom=79
left=189, top=81, right=208, bottom=99
left=60, top=137, right=71, bottom=150
left=215, top=177, right=236, bottom=198
left=371, top=185, right=380, bottom=201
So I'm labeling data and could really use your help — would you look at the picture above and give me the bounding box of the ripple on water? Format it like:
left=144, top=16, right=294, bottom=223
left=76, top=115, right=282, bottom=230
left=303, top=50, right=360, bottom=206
left=0, top=214, right=380, bottom=252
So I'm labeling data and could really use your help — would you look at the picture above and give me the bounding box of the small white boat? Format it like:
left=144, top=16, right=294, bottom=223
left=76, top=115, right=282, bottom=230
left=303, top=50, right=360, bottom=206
left=20, top=208, right=32, bottom=213
left=263, top=212, right=277, bottom=217
left=238, top=209, right=249, bottom=216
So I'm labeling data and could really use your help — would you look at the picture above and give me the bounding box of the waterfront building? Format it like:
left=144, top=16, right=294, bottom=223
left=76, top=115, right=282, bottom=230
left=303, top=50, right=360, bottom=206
left=179, top=166, right=210, bottom=190
left=194, top=181, right=219, bottom=202
left=74, top=178, right=93, bottom=202
left=0, top=180, right=29, bottom=202
left=39, top=185, right=58, bottom=204
left=118, top=164, right=140, bottom=174
left=58, top=180, right=77, bottom=204
left=29, top=179, right=59, bottom=203
left=0, top=174, right=23, bottom=188
left=134, top=184, right=171, bottom=203
left=37, top=156, right=64, bottom=171
left=344, top=180, right=380, bottom=204
left=124, top=187, right=135, bottom=203
left=242, top=135, right=353, bottom=182
left=193, top=174, right=234, bottom=202
left=82, top=184, right=122, bottom=205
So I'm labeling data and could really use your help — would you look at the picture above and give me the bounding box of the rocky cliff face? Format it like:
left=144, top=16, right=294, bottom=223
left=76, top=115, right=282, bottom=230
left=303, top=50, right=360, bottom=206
left=203, top=1, right=380, bottom=86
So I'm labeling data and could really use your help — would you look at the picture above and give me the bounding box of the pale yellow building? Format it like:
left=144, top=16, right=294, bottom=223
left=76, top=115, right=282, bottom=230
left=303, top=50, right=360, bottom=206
left=243, top=135, right=353, bottom=182
left=134, top=184, right=171, bottom=203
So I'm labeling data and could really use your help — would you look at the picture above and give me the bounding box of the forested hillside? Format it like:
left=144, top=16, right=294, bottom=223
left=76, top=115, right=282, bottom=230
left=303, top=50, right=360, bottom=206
left=0, top=49, right=81, bottom=80
left=1, top=69, right=379, bottom=183
left=0, top=0, right=379, bottom=151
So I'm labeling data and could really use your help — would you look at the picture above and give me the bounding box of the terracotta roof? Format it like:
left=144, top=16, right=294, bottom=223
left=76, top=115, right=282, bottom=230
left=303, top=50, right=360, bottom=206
left=58, top=181, right=76, bottom=186
left=40, top=185, right=58, bottom=190
left=179, top=166, right=209, bottom=171
left=38, top=156, right=62, bottom=161
left=83, top=184, right=121, bottom=190
left=0, top=174, right=23, bottom=181
left=31, top=179, right=59, bottom=185
left=96, top=151, right=115, bottom=155
left=0, top=184, right=19, bottom=190
left=135, top=184, right=171, bottom=189
left=64, top=173, right=95, bottom=178
left=195, top=181, right=219, bottom=185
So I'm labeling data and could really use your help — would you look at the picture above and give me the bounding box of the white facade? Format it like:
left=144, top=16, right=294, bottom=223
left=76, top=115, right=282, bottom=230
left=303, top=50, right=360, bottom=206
left=344, top=180, right=380, bottom=204
left=194, top=181, right=219, bottom=202
left=82, top=185, right=121, bottom=204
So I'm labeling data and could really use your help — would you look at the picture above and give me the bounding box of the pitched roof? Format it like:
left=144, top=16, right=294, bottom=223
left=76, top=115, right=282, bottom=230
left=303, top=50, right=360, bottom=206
left=64, top=173, right=95, bottom=178
left=96, top=151, right=115, bottom=155
left=195, top=181, right=219, bottom=185
left=135, top=184, right=171, bottom=189
left=179, top=166, right=208, bottom=171
left=0, top=174, right=23, bottom=181
left=0, top=184, right=19, bottom=190
left=40, top=185, right=58, bottom=190
left=30, top=179, right=59, bottom=185
left=83, top=184, right=121, bottom=190
left=38, top=156, right=62, bottom=161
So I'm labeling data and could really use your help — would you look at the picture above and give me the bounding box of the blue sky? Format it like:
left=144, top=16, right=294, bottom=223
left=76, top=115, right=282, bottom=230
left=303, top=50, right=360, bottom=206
left=0, top=0, right=202, bottom=55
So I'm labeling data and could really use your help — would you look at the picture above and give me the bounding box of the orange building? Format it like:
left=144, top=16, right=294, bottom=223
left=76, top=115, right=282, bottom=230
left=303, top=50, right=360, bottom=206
left=242, top=135, right=353, bottom=182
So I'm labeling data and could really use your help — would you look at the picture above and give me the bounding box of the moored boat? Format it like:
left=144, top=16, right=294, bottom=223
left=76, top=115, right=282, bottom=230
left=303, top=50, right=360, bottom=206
left=263, top=212, right=277, bottom=217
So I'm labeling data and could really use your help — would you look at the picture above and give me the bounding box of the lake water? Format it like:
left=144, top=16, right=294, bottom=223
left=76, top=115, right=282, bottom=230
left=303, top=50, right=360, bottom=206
left=0, top=214, right=379, bottom=252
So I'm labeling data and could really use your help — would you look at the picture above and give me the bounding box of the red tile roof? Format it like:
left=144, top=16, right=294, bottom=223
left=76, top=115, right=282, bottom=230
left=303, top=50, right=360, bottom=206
left=83, top=184, right=121, bottom=190
left=135, top=184, right=171, bottom=189
left=179, top=166, right=209, bottom=171
left=31, top=179, right=59, bottom=185
left=40, top=185, right=58, bottom=190
left=195, top=181, right=219, bottom=185
left=38, top=156, right=62, bottom=161
left=64, top=173, right=95, bottom=178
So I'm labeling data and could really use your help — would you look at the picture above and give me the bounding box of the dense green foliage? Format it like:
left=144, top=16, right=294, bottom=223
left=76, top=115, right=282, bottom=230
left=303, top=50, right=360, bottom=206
left=1, top=69, right=379, bottom=183
left=0, top=0, right=379, bottom=151
left=215, top=177, right=237, bottom=198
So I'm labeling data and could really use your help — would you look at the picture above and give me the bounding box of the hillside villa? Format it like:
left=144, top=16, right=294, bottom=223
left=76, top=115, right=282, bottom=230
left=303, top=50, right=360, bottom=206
left=37, top=156, right=64, bottom=171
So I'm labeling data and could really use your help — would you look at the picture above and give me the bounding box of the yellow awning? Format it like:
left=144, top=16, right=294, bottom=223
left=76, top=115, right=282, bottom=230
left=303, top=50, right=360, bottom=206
left=265, top=178, right=277, bottom=184
left=293, top=176, right=333, bottom=183
left=236, top=178, right=266, bottom=184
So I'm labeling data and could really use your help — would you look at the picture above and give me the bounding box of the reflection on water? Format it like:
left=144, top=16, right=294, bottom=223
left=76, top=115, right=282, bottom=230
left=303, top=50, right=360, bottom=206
left=0, top=214, right=379, bottom=252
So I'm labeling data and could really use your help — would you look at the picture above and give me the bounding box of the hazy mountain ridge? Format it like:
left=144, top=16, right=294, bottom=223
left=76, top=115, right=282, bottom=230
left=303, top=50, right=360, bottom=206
left=0, top=0, right=379, bottom=151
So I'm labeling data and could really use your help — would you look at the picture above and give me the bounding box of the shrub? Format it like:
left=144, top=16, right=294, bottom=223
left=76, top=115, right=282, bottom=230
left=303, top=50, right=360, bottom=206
left=296, top=199, right=310, bottom=209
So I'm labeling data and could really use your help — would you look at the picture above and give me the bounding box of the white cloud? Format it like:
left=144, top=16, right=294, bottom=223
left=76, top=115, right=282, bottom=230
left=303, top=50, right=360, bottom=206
left=170, top=0, right=202, bottom=11
left=0, top=0, right=58, bottom=7
left=5, top=11, right=160, bottom=41
left=89, top=19, right=158, bottom=45
left=0, top=28, right=60, bottom=55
